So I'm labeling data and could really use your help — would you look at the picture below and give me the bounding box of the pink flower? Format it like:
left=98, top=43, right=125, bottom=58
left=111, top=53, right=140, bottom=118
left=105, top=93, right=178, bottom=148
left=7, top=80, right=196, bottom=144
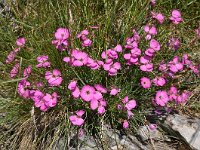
left=86, top=58, right=101, bottom=70
left=34, top=97, right=49, bottom=111
left=10, top=63, right=19, bottom=78
left=114, top=44, right=122, bottom=52
left=151, top=12, right=165, bottom=24
left=175, top=91, right=191, bottom=104
left=6, top=51, right=16, bottom=64
left=71, top=50, right=88, bottom=67
left=155, top=90, right=169, bottom=106
left=110, top=88, right=120, bottom=95
left=153, top=77, right=166, bottom=86
left=131, top=47, right=141, bottom=56
left=16, top=37, right=26, bottom=47
left=69, top=110, right=85, bottom=126
left=17, top=80, right=31, bottom=99
left=144, top=25, right=157, bottom=40
left=159, top=61, right=168, bottom=72
left=31, top=90, right=44, bottom=102
left=52, top=39, right=69, bottom=51
left=90, top=99, right=107, bottom=114
left=125, top=100, right=136, bottom=111
left=45, top=69, right=62, bottom=86
left=195, top=28, right=200, bottom=38
left=123, top=120, right=129, bottom=129
left=140, top=77, right=151, bottom=89
left=140, top=56, right=151, bottom=64
left=68, top=80, right=77, bottom=91
left=80, top=85, right=95, bottom=102
left=169, top=10, right=183, bottom=25
left=72, top=87, right=80, bottom=99
left=168, top=86, right=178, bottom=101
left=122, top=96, right=137, bottom=111
left=149, top=124, right=157, bottom=130
left=168, top=38, right=180, bottom=50
left=82, top=38, right=92, bottom=47
left=140, top=63, right=154, bottom=72
left=168, top=56, right=183, bottom=73
left=150, top=0, right=156, bottom=6
left=94, top=84, right=107, bottom=93
left=36, top=55, right=50, bottom=68
left=150, top=39, right=160, bottom=51
left=43, top=92, right=58, bottom=107
left=103, top=61, right=121, bottom=76
left=23, top=65, right=32, bottom=78
left=55, top=28, right=70, bottom=40
left=145, top=48, right=155, bottom=57
left=77, top=30, right=89, bottom=40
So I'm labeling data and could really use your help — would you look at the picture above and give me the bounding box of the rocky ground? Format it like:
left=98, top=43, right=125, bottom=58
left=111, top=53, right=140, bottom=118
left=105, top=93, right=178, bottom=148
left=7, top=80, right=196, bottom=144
left=52, top=114, right=200, bottom=150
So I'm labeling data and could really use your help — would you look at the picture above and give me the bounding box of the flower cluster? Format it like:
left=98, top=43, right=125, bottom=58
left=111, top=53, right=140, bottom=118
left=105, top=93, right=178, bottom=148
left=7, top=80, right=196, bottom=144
left=6, top=5, right=200, bottom=131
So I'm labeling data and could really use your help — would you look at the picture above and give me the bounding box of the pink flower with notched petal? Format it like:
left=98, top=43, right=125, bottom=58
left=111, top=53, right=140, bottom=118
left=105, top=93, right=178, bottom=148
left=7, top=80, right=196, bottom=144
left=149, top=124, right=157, bottom=130
left=68, top=80, right=77, bottom=91
left=30, top=90, right=44, bottom=102
left=80, top=85, right=95, bottom=102
left=71, top=50, right=88, bottom=67
left=90, top=98, right=106, bottom=114
left=144, top=25, right=157, bottom=40
left=195, top=28, right=200, bottom=38
left=122, top=96, right=137, bottom=111
left=16, top=37, right=26, bottom=47
left=43, top=92, right=58, bottom=107
left=151, top=12, right=165, bottom=24
left=114, top=44, right=122, bottom=52
left=168, top=38, right=180, bottom=50
left=168, top=56, right=183, bottom=73
left=23, top=65, right=32, bottom=78
left=55, top=28, right=70, bottom=40
left=125, top=100, right=136, bottom=110
left=140, top=63, right=154, bottom=72
left=127, top=110, right=134, bottom=119
left=140, top=77, right=151, bottom=89
left=77, top=30, right=89, bottom=39
left=94, top=84, right=107, bottom=93
left=110, top=88, right=120, bottom=95
left=168, top=86, right=178, bottom=101
left=150, top=0, right=156, bottom=6
left=36, top=55, right=50, bottom=68
left=140, top=55, right=152, bottom=64
left=45, top=69, right=62, bottom=86
left=153, top=77, right=166, bottom=87
left=155, top=90, right=169, bottom=106
left=145, top=48, right=155, bottom=57
left=6, top=51, right=16, bottom=64
left=123, top=120, right=129, bottom=129
left=34, top=97, right=49, bottom=111
left=169, top=10, right=183, bottom=25
left=17, top=80, right=31, bottom=99
left=10, top=63, right=19, bottom=78
left=150, top=39, right=160, bottom=51
left=82, top=38, right=92, bottom=47
left=70, top=110, right=85, bottom=126
left=72, top=87, right=80, bottom=99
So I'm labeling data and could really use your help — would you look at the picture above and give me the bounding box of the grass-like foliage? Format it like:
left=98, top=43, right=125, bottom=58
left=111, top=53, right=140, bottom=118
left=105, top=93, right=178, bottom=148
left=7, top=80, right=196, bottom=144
left=0, top=0, right=200, bottom=149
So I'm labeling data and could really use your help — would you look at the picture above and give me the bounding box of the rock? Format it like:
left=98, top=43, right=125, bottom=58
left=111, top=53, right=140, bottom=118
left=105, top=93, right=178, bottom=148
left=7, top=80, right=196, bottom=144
left=164, top=114, right=200, bottom=150
left=137, top=125, right=164, bottom=141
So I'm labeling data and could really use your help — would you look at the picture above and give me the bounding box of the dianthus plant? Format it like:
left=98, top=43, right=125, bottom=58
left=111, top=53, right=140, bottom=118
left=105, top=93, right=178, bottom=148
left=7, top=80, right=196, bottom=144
left=5, top=6, right=199, bottom=132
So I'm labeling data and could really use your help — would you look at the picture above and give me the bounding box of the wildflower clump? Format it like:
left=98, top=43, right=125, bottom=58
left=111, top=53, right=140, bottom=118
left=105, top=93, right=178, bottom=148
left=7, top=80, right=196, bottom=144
left=5, top=3, right=199, bottom=132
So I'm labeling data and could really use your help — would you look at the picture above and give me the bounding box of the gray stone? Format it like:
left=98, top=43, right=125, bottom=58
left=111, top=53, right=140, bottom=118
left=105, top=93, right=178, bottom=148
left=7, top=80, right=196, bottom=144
left=137, top=125, right=163, bottom=141
left=164, top=114, right=200, bottom=150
